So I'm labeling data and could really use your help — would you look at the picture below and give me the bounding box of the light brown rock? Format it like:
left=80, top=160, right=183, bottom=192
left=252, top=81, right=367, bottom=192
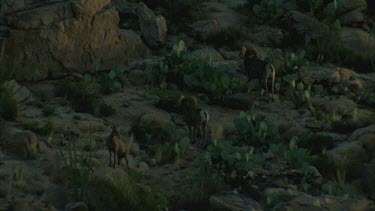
left=3, top=0, right=128, bottom=81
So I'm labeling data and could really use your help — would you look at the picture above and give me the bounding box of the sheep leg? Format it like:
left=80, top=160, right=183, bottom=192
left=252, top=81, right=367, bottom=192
left=124, top=153, right=130, bottom=170
left=118, top=155, right=121, bottom=166
left=188, top=126, right=193, bottom=143
left=265, top=76, right=269, bottom=96
left=113, top=151, right=116, bottom=168
left=271, top=67, right=276, bottom=98
left=201, top=122, right=207, bottom=148
left=193, top=126, right=197, bottom=144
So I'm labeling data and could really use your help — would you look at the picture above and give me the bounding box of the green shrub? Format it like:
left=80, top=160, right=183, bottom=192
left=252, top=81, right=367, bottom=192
left=252, top=0, right=291, bottom=24
left=58, top=134, right=94, bottom=201
left=233, top=111, right=280, bottom=146
left=148, top=41, right=244, bottom=99
left=97, top=64, right=126, bottom=94
left=0, top=89, right=17, bottom=120
left=57, top=76, right=100, bottom=114
left=0, top=64, right=17, bottom=120
left=270, top=136, right=310, bottom=169
left=321, top=181, right=354, bottom=198
left=99, top=103, right=116, bottom=117
left=42, top=104, right=56, bottom=116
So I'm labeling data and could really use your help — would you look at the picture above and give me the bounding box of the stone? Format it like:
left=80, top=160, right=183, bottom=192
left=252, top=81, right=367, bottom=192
left=137, top=162, right=149, bottom=172
left=339, top=8, right=366, bottom=26
left=65, top=202, right=89, bottom=211
left=0, top=127, right=40, bottom=159
left=209, top=191, right=262, bottom=211
left=86, top=167, right=131, bottom=211
left=339, top=27, right=375, bottom=71
left=338, top=0, right=367, bottom=14
left=273, top=193, right=371, bottom=211
left=190, top=47, right=224, bottom=62
left=2, top=80, right=32, bottom=103
left=361, top=158, right=375, bottom=200
left=128, top=69, right=147, bottom=86
left=190, top=19, right=222, bottom=41
left=287, top=10, right=328, bottom=40
left=137, top=2, right=167, bottom=48
left=121, top=30, right=151, bottom=62
left=3, top=0, right=128, bottom=81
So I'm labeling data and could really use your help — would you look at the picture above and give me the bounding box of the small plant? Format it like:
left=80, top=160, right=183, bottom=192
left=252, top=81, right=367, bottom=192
left=57, top=76, right=100, bottom=114
left=252, top=0, right=291, bottom=24
left=42, top=104, right=56, bottom=116
left=154, top=143, right=176, bottom=165
left=97, top=64, right=126, bottom=94
left=0, top=65, right=17, bottom=121
left=58, top=134, right=94, bottom=201
left=270, top=136, right=310, bottom=169
left=99, top=103, right=116, bottom=117
left=147, top=40, right=244, bottom=99
left=233, top=111, right=280, bottom=146
left=321, top=180, right=354, bottom=198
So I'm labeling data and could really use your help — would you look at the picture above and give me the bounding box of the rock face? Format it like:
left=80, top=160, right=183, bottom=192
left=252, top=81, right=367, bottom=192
left=3, top=0, right=128, bottom=81
left=339, top=27, right=375, bottom=68
left=86, top=167, right=131, bottom=211
left=209, top=191, right=262, bottom=211
left=137, top=2, right=167, bottom=48
left=121, top=29, right=151, bottom=62
left=0, top=127, right=40, bottom=159
left=2, top=80, right=32, bottom=103
left=274, top=193, right=371, bottom=211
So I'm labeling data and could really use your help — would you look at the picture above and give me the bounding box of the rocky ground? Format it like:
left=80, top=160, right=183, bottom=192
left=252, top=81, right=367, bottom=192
left=0, top=0, right=375, bottom=210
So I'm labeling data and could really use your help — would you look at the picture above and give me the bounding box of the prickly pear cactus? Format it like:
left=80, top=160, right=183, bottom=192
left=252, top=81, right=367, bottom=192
left=172, top=40, right=187, bottom=56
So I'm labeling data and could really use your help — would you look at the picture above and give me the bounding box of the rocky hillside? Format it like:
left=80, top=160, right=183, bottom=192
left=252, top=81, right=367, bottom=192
left=0, top=0, right=375, bottom=210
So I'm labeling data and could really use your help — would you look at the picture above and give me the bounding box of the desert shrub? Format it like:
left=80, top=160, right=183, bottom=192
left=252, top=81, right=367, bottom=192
left=270, top=136, right=310, bottom=169
left=96, top=64, right=126, bottom=94
left=57, top=76, right=100, bottom=114
left=99, top=103, right=116, bottom=117
left=146, top=41, right=244, bottom=99
left=233, top=111, right=281, bottom=146
left=140, top=0, right=207, bottom=28
left=42, top=104, right=56, bottom=116
left=0, top=64, right=17, bottom=120
left=58, top=134, right=94, bottom=201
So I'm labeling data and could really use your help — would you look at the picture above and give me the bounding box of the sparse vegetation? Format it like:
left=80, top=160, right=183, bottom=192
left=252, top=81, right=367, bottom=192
left=0, top=64, right=17, bottom=120
left=58, top=134, right=94, bottom=201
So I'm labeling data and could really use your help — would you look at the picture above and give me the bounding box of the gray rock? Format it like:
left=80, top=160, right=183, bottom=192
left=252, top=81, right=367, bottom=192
left=121, top=29, right=151, bottom=61
left=65, top=202, right=89, bottom=211
left=128, top=69, right=147, bottom=86
left=273, top=192, right=371, bottom=211
left=190, top=19, right=222, bottom=41
left=86, top=167, right=131, bottom=211
left=3, top=0, right=128, bottom=81
left=339, top=27, right=375, bottom=68
left=191, top=47, right=225, bottom=62
left=137, top=2, right=167, bottom=48
left=0, top=127, right=40, bottom=159
left=2, top=80, right=32, bottom=103
left=209, top=191, right=262, bottom=211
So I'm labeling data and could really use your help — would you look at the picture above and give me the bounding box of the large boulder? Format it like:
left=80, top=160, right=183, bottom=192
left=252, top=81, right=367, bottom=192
left=137, top=2, right=167, bottom=48
left=86, top=167, right=131, bottom=211
left=0, top=127, right=40, bottom=159
left=334, top=0, right=367, bottom=26
left=121, top=29, right=151, bottom=61
left=3, top=0, right=128, bottom=81
left=339, top=27, right=375, bottom=70
left=209, top=191, right=262, bottom=211
left=190, top=47, right=225, bottom=62
left=189, top=19, right=222, bottom=41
